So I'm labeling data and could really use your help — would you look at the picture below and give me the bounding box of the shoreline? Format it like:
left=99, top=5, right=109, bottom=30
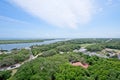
left=0, top=39, right=54, bottom=44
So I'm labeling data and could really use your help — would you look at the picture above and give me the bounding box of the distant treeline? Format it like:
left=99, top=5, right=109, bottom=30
left=0, top=39, right=54, bottom=44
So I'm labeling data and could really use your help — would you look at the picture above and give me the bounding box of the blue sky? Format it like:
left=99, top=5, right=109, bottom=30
left=0, top=0, right=120, bottom=39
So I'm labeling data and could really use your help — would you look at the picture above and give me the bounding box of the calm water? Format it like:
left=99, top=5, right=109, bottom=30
left=0, top=39, right=64, bottom=51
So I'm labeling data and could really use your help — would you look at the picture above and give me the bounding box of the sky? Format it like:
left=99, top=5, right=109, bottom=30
left=0, top=0, right=120, bottom=39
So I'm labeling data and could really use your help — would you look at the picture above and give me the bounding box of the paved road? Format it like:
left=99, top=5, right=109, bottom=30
left=0, top=53, right=42, bottom=71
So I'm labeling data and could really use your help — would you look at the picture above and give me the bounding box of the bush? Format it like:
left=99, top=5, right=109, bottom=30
left=0, top=70, right=12, bottom=80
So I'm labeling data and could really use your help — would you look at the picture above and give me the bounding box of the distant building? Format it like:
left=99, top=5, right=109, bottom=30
left=59, top=51, right=64, bottom=54
left=71, top=62, right=89, bottom=69
left=0, top=52, right=2, bottom=54
left=73, top=47, right=87, bottom=53
left=25, top=47, right=31, bottom=50
left=118, top=54, right=120, bottom=59
left=79, top=47, right=87, bottom=52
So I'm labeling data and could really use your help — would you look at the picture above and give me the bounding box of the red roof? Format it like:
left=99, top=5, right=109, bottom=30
left=71, top=62, right=89, bottom=69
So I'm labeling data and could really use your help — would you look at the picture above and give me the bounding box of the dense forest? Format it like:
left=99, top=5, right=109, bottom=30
left=0, top=38, right=120, bottom=80
left=0, top=49, right=29, bottom=68
left=9, top=53, right=120, bottom=80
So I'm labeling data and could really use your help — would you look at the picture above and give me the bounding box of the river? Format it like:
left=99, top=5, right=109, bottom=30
left=0, top=39, right=65, bottom=51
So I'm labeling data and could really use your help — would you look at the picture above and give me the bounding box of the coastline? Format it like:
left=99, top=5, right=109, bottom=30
left=0, top=39, right=54, bottom=44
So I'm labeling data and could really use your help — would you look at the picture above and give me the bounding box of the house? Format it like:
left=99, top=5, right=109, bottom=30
left=0, top=52, right=2, bottom=54
left=71, top=62, right=89, bottom=69
left=73, top=47, right=87, bottom=53
left=118, top=54, right=120, bottom=59
left=59, top=51, right=64, bottom=54
left=79, top=47, right=87, bottom=52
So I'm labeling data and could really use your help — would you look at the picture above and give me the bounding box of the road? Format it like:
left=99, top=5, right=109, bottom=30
left=0, top=53, right=42, bottom=71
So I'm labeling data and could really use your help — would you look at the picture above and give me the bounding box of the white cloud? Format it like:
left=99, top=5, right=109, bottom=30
left=10, top=0, right=96, bottom=28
